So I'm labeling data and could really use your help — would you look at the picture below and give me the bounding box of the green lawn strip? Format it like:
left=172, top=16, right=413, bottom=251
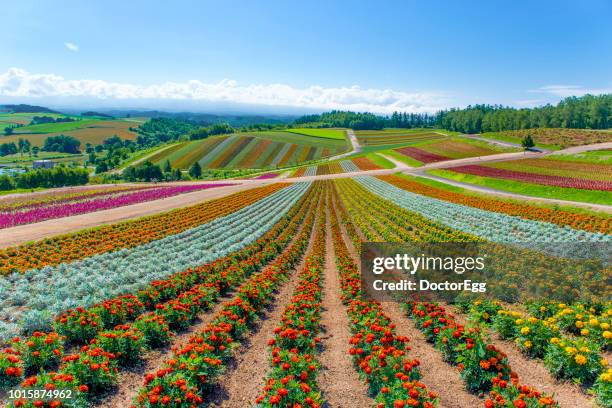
left=241, top=130, right=346, bottom=149
left=149, top=142, right=189, bottom=166
left=394, top=173, right=610, bottom=218
left=121, top=143, right=179, bottom=169
left=450, top=136, right=520, bottom=153
left=426, top=168, right=611, bottom=205
left=14, top=119, right=102, bottom=133
left=285, top=127, right=347, bottom=140
left=367, top=153, right=395, bottom=169
left=546, top=150, right=612, bottom=165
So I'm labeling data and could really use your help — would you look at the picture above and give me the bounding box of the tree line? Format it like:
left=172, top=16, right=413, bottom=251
left=0, top=166, right=89, bottom=191
left=293, top=94, right=612, bottom=133
left=436, top=94, right=612, bottom=134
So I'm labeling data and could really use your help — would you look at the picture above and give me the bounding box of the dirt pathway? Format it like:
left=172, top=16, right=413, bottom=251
left=446, top=305, right=597, bottom=408
left=209, top=213, right=320, bottom=407
left=97, top=291, right=236, bottom=408
left=381, top=301, right=483, bottom=408
left=317, top=217, right=373, bottom=407
left=0, top=182, right=268, bottom=248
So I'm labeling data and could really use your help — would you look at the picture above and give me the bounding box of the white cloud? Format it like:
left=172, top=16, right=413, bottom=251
left=64, top=42, right=79, bottom=52
left=530, top=84, right=612, bottom=98
left=0, top=68, right=449, bottom=113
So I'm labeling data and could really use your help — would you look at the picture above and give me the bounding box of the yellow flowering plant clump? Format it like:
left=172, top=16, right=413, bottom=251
left=515, top=318, right=559, bottom=359
left=492, top=310, right=522, bottom=340
left=593, top=368, right=612, bottom=407
left=544, top=337, right=604, bottom=384
left=552, top=303, right=612, bottom=351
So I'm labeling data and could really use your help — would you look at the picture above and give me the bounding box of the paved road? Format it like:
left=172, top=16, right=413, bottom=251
left=548, top=142, right=612, bottom=155
left=327, top=129, right=362, bottom=161
left=2, top=141, right=609, bottom=247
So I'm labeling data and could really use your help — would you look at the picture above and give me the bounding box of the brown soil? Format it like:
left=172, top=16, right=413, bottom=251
left=96, top=291, right=236, bottom=408
left=97, top=206, right=315, bottom=408
left=381, top=301, right=484, bottom=408
left=446, top=305, right=598, bottom=408
left=317, top=218, right=373, bottom=407
left=208, top=213, right=320, bottom=407
left=0, top=182, right=267, bottom=248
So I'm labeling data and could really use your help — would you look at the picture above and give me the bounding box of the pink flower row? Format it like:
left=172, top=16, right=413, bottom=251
left=395, top=147, right=449, bottom=163
left=449, top=164, right=612, bottom=191
left=252, top=172, right=279, bottom=180
left=0, top=183, right=233, bottom=228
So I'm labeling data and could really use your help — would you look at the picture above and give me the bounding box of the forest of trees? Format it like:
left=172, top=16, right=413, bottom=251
left=42, top=135, right=81, bottom=154
left=294, top=110, right=436, bottom=130
left=0, top=166, right=89, bottom=191
left=294, top=94, right=612, bottom=133
left=435, top=94, right=612, bottom=133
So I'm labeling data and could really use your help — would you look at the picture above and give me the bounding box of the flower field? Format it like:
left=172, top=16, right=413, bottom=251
left=355, top=129, right=446, bottom=146
left=0, top=154, right=609, bottom=407
left=482, top=128, right=612, bottom=148
left=151, top=131, right=348, bottom=170
left=446, top=164, right=612, bottom=191
left=0, top=183, right=233, bottom=228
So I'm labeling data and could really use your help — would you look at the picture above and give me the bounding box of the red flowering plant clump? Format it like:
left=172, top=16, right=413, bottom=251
left=6, top=371, right=89, bottom=408
left=133, top=369, right=203, bottom=408
left=90, top=295, right=145, bottom=329
left=60, top=346, right=118, bottom=394
left=93, top=324, right=146, bottom=367
left=485, top=375, right=559, bottom=407
left=254, top=194, right=327, bottom=408
left=133, top=313, right=173, bottom=349
left=0, top=346, right=23, bottom=387
left=54, top=307, right=102, bottom=344
left=14, top=331, right=64, bottom=373
left=327, top=204, right=438, bottom=408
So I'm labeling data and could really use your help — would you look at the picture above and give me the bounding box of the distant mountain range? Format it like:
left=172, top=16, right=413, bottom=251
left=0, top=104, right=61, bottom=114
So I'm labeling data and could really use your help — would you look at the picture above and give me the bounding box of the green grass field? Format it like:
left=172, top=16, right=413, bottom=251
left=285, top=128, right=347, bottom=140
left=427, top=168, right=610, bottom=205
left=0, top=118, right=139, bottom=148
left=396, top=173, right=611, bottom=217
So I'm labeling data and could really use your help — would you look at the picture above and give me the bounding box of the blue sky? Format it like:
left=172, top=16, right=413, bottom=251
left=1, top=0, right=611, bottom=113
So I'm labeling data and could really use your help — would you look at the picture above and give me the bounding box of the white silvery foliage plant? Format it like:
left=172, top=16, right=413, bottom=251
left=304, top=166, right=317, bottom=176
left=355, top=176, right=611, bottom=256
left=340, top=160, right=360, bottom=172
left=0, top=182, right=311, bottom=341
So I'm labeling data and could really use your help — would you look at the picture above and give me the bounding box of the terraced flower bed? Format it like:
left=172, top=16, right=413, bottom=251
left=0, top=183, right=233, bottom=228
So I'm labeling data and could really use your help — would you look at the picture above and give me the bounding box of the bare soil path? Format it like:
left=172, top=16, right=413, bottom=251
left=0, top=182, right=267, bottom=248
left=317, top=216, right=373, bottom=408
left=209, top=213, right=319, bottom=407
left=381, top=302, right=484, bottom=408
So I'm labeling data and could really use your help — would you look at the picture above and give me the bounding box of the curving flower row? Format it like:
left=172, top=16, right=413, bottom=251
left=0, top=183, right=233, bottom=229
left=447, top=164, right=612, bottom=191
left=255, top=184, right=327, bottom=408
left=330, top=185, right=439, bottom=408
left=0, top=183, right=310, bottom=342
left=0, top=183, right=287, bottom=275
left=131, top=182, right=323, bottom=408
left=378, top=175, right=611, bottom=234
